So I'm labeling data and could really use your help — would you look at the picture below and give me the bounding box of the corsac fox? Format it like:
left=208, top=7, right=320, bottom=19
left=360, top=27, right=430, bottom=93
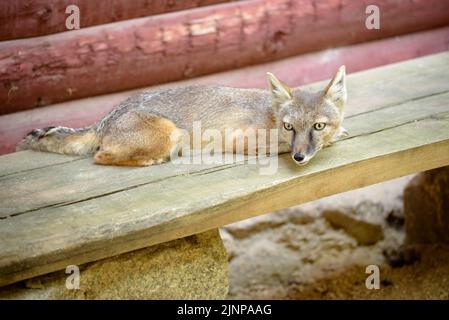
left=17, top=66, right=347, bottom=166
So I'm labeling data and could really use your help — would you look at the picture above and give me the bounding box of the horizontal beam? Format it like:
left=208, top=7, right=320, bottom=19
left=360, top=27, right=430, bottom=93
left=0, top=0, right=231, bottom=41
left=3, top=90, right=449, bottom=216
left=1, top=0, right=449, bottom=114
left=1, top=27, right=449, bottom=155
left=1, top=53, right=449, bottom=286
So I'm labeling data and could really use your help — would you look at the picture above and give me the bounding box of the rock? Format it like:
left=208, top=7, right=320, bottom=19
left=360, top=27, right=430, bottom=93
left=223, top=211, right=291, bottom=239
left=385, top=209, right=405, bottom=230
left=322, top=209, right=384, bottom=245
left=404, top=166, right=449, bottom=244
left=383, top=246, right=420, bottom=268
left=223, top=208, right=315, bottom=240
left=0, top=229, right=228, bottom=299
left=353, top=201, right=385, bottom=225
left=219, top=229, right=237, bottom=261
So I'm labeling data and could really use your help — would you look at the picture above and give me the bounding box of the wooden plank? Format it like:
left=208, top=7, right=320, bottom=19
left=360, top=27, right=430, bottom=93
left=0, top=151, right=80, bottom=178
left=0, top=157, right=238, bottom=217
left=1, top=111, right=449, bottom=286
left=309, top=52, right=449, bottom=117
left=1, top=90, right=449, bottom=217
left=2, top=54, right=449, bottom=286
left=2, top=0, right=449, bottom=114
left=0, top=0, right=232, bottom=41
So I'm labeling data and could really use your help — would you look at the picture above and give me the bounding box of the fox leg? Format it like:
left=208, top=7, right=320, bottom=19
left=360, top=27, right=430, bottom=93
left=94, top=112, right=180, bottom=167
left=94, top=151, right=159, bottom=166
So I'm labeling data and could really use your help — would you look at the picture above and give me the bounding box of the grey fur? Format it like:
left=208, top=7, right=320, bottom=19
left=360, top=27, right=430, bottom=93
left=16, top=66, right=347, bottom=166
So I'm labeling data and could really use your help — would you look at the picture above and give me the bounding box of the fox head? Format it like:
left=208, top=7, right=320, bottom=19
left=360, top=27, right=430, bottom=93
left=267, top=66, right=348, bottom=165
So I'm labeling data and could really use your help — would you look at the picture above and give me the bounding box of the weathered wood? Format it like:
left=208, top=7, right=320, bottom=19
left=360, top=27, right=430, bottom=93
left=1, top=54, right=449, bottom=287
left=0, top=0, right=232, bottom=41
left=2, top=91, right=449, bottom=217
left=0, top=152, right=80, bottom=178
left=2, top=0, right=449, bottom=114
left=1, top=46, right=449, bottom=156
left=1, top=114, right=448, bottom=287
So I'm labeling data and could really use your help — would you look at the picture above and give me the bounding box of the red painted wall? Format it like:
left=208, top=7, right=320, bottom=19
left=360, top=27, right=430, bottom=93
left=0, top=0, right=231, bottom=40
left=1, top=0, right=449, bottom=114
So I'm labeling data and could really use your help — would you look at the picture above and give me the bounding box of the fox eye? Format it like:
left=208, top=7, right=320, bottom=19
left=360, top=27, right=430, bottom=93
left=283, top=122, right=293, bottom=131
left=313, top=122, right=326, bottom=131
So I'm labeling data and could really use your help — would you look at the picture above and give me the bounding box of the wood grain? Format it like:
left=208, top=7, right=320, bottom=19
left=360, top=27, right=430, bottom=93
left=0, top=0, right=231, bottom=41
left=1, top=54, right=449, bottom=287
left=1, top=91, right=449, bottom=217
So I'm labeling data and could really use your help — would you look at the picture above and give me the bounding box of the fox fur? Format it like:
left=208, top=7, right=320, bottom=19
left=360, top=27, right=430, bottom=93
left=16, top=67, right=348, bottom=166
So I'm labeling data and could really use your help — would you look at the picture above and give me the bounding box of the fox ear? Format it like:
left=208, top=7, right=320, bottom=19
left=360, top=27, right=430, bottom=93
left=267, top=72, right=293, bottom=107
left=324, top=66, right=347, bottom=112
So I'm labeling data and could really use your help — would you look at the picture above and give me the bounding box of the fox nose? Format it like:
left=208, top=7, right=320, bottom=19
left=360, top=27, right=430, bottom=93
left=293, top=153, right=305, bottom=162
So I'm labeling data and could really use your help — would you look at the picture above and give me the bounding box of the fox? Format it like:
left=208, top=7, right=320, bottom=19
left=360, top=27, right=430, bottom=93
left=16, top=66, right=348, bottom=166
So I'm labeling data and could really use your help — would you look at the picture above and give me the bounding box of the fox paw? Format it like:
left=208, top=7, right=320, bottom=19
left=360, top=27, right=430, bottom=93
left=337, top=127, right=349, bottom=138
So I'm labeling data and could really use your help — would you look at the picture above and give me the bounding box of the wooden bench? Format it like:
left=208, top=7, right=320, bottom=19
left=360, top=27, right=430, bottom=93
left=1, top=52, right=449, bottom=290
